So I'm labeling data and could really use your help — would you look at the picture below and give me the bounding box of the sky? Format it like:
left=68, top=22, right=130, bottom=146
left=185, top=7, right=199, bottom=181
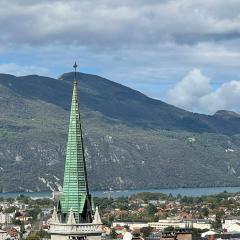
left=1, top=0, right=240, bottom=114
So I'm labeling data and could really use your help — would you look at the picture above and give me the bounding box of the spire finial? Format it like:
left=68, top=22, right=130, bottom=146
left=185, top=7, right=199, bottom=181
left=73, top=61, right=77, bottom=81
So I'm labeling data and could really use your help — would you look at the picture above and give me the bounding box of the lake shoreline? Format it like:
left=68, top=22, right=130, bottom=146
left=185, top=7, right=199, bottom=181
left=1, top=186, right=240, bottom=199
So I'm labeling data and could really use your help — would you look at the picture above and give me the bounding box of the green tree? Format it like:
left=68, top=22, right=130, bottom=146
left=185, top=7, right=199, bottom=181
left=140, top=227, right=153, bottom=238
left=12, top=219, right=22, bottom=225
left=164, top=226, right=174, bottom=232
left=27, top=207, right=42, bottom=222
left=132, top=231, right=140, bottom=237
left=4, top=206, right=17, bottom=213
left=110, top=229, right=117, bottom=239
left=168, top=193, right=174, bottom=201
left=26, top=230, right=50, bottom=240
left=146, top=203, right=157, bottom=215
left=177, top=194, right=182, bottom=199
left=201, top=207, right=209, bottom=217
left=17, top=194, right=30, bottom=204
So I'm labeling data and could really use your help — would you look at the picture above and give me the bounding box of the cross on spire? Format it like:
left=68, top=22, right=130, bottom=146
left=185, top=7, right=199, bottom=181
left=73, top=61, right=78, bottom=81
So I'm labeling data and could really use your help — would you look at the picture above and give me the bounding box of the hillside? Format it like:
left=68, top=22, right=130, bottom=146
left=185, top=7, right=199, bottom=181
left=1, top=72, right=240, bottom=192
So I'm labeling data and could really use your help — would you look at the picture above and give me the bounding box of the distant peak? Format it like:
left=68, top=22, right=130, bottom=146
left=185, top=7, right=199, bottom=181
left=214, top=110, right=240, bottom=118
left=57, top=72, right=86, bottom=81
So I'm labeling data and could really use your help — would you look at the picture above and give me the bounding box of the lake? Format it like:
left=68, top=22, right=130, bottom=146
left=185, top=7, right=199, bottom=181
left=1, top=186, right=240, bottom=199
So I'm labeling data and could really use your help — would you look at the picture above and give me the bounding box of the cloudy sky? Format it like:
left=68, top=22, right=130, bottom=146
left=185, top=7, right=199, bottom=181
left=1, top=0, right=240, bottom=114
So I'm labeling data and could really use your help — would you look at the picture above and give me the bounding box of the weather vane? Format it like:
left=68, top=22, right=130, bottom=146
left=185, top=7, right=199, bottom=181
left=73, top=61, right=77, bottom=80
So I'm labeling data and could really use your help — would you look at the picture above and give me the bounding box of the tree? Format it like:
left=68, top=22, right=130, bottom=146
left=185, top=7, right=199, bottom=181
left=201, top=207, right=209, bottom=217
left=168, top=193, right=174, bottom=201
left=164, top=226, right=175, bottom=232
left=177, top=194, right=182, bottom=199
left=17, top=194, right=30, bottom=204
left=180, top=196, right=193, bottom=204
left=146, top=203, right=157, bottom=215
left=140, top=227, right=153, bottom=238
left=12, top=219, right=22, bottom=225
left=110, top=228, right=117, bottom=239
left=170, top=208, right=178, bottom=215
left=114, top=197, right=129, bottom=210
left=3, top=206, right=17, bottom=213
left=27, top=207, right=42, bottom=221
left=26, top=230, right=50, bottom=240
left=132, top=231, right=140, bottom=237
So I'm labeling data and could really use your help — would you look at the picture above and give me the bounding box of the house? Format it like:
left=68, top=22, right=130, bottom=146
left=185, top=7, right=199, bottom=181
left=190, top=219, right=211, bottom=230
left=222, top=217, right=240, bottom=232
left=0, top=212, right=13, bottom=224
left=149, top=218, right=182, bottom=230
left=3, top=227, right=19, bottom=239
left=0, top=229, right=9, bottom=240
left=162, top=230, right=192, bottom=240
left=149, top=218, right=211, bottom=231
left=223, top=223, right=240, bottom=232
left=112, top=222, right=149, bottom=230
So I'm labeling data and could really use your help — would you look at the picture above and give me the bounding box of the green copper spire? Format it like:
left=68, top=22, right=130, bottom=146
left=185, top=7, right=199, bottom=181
left=59, top=62, right=93, bottom=223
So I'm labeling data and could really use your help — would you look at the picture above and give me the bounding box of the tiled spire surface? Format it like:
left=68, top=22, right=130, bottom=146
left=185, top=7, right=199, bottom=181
left=59, top=63, right=92, bottom=223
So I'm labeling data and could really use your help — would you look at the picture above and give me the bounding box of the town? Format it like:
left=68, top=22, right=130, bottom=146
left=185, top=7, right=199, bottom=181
left=2, top=0, right=240, bottom=240
left=2, top=62, right=240, bottom=240
left=1, top=191, right=240, bottom=239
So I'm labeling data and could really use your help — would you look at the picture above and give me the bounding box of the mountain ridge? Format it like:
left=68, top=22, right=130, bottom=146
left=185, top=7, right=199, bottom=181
left=1, top=72, right=240, bottom=192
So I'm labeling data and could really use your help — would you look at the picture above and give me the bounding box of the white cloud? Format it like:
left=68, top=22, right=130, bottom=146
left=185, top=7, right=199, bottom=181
left=0, top=0, right=240, bottom=104
left=0, top=63, right=50, bottom=76
left=199, top=80, right=240, bottom=113
left=0, top=0, right=240, bottom=49
left=0, top=0, right=237, bottom=85
left=166, top=69, right=211, bottom=110
left=166, top=69, right=240, bottom=114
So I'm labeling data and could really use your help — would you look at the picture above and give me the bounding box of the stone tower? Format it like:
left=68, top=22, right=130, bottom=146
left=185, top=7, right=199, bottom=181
left=49, top=63, right=102, bottom=240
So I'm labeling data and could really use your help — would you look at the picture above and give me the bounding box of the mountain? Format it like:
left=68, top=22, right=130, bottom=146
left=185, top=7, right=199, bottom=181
left=1, top=72, right=240, bottom=192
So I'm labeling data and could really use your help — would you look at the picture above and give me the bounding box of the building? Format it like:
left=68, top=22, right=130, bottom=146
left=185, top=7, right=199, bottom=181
left=222, top=217, right=240, bottom=232
left=49, top=63, right=103, bottom=240
left=0, top=229, right=8, bottom=240
left=14, top=202, right=29, bottom=210
left=0, top=212, right=13, bottom=224
left=149, top=218, right=182, bottom=230
left=191, top=219, right=211, bottom=230
left=161, top=230, right=192, bottom=240
left=112, top=221, right=149, bottom=230
left=148, top=218, right=211, bottom=231
left=3, top=227, right=19, bottom=239
left=223, top=223, right=240, bottom=232
left=0, top=202, right=10, bottom=210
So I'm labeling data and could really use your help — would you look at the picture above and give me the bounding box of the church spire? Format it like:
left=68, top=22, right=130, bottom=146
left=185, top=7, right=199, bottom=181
left=59, top=62, right=93, bottom=223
